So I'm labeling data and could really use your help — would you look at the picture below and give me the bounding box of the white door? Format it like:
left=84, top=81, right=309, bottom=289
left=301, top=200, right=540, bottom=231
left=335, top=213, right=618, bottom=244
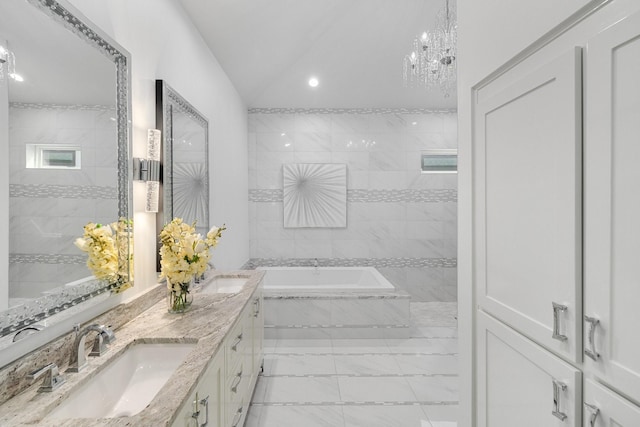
left=583, top=380, right=640, bottom=427
left=477, top=312, right=582, bottom=427
left=474, top=47, right=583, bottom=362
left=583, top=10, right=640, bottom=401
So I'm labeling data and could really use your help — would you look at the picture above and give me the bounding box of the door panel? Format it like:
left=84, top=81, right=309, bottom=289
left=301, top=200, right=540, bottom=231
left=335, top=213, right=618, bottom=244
left=584, top=380, right=640, bottom=427
left=477, top=312, right=582, bottom=427
left=474, top=47, right=583, bottom=362
left=584, top=10, right=640, bottom=401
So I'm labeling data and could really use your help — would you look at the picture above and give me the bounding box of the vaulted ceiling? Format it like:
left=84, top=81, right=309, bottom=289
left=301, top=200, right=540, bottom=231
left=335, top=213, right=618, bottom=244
left=179, top=0, right=457, bottom=110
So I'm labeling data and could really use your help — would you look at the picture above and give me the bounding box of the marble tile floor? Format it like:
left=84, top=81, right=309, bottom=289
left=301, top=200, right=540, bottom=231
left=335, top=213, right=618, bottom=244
left=246, top=302, right=458, bottom=427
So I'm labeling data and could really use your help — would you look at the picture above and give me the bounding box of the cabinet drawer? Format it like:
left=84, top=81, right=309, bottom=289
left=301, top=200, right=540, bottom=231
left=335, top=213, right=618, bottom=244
left=583, top=380, right=640, bottom=427
left=477, top=311, right=581, bottom=427
left=226, top=311, right=251, bottom=374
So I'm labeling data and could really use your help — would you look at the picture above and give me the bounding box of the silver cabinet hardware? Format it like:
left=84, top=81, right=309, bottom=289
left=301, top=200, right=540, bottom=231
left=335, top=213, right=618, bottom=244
left=231, top=405, right=243, bottom=427
left=552, top=302, right=568, bottom=342
left=552, top=379, right=568, bottom=421
left=191, top=392, right=210, bottom=427
left=231, top=368, right=243, bottom=393
left=584, top=316, right=601, bottom=361
left=254, top=298, right=261, bottom=317
left=27, top=363, right=65, bottom=392
left=584, top=402, right=600, bottom=427
left=231, top=333, right=243, bottom=351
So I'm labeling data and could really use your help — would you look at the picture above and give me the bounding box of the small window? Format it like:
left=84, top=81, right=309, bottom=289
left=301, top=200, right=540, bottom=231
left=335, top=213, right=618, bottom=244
left=421, top=149, right=457, bottom=173
left=26, top=145, right=81, bottom=169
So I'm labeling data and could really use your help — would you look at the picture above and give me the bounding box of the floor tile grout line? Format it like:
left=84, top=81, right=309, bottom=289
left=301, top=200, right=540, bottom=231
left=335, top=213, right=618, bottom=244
left=249, top=400, right=460, bottom=407
left=259, top=373, right=459, bottom=378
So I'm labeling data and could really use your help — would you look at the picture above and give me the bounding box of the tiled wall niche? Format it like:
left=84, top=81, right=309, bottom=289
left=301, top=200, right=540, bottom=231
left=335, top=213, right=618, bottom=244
left=9, top=103, right=118, bottom=302
left=248, top=108, right=458, bottom=302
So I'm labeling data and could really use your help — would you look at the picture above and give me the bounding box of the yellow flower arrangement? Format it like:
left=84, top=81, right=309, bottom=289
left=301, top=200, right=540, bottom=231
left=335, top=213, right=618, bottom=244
left=159, top=218, right=225, bottom=311
left=74, top=218, right=133, bottom=294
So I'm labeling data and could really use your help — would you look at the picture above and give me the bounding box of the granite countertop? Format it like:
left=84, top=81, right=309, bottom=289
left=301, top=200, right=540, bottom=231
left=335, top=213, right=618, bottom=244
left=0, top=270, right=264, bottom=427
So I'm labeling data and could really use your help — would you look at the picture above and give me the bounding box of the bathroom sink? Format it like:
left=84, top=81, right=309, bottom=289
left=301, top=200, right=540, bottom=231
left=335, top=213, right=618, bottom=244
left=200, top=276, right=249, bottom=294
left=48, top=341, right=195, bottom=419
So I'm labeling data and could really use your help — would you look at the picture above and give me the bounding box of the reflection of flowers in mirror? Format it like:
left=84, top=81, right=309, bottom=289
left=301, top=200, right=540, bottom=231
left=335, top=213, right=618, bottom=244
left=74, top=218, right=133, bottom=294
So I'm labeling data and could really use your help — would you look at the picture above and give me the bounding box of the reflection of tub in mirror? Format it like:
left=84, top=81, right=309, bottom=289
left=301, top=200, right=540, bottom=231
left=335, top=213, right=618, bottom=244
left=155, top=80, right=209, bottom=271
left=0, top=0, right=132, bottom=354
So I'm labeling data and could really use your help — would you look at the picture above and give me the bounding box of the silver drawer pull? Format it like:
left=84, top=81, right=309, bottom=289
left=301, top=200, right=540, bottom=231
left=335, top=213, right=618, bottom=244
left=231, top=405, right=243, bottom=427
left=231, top=333, right=243, bottom=351
left=552, top=379, right=568, bottom=421
left=231, top=369, right=242, bottom=393
left=254, top=298, right=260, bottom=317
left=584, top=402, right=600, bottom=427
left=584, top=316, right=600, bottom=361
left=552, top=302, right=568, bottom=342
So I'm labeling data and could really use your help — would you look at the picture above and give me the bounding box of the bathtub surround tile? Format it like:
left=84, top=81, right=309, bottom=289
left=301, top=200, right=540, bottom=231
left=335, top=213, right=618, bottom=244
left=249, top=110, right=457, bottom=303
left=423, top=404, right=459, bottom=426
left=385, top=338, right=458, bottom=355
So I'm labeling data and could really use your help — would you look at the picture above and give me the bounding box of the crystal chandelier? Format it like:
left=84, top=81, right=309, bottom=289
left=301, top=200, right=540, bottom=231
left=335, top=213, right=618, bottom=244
left=402, top=0, right=457, bottom=97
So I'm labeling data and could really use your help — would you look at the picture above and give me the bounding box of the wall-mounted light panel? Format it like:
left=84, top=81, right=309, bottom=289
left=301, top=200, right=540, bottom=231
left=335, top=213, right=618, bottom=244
left=25, top=144, right=81, bottom=169
left=421, top=149, right=457, bottom=173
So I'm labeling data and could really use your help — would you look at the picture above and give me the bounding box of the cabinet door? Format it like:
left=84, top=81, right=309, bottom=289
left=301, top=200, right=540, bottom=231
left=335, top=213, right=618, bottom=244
left=474, top=47, right=583, bottom=363
left=583, top=380, right=640, bottom=427
left=252, top=290, right=264, bottom=378
left=583, top=10, right=640, bottom=401
left=477, top=312, right=582, bottom=427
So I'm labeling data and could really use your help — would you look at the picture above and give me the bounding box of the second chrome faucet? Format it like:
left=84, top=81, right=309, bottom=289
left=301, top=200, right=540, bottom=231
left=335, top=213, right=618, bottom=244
left=67, top=324, right=116, bottom=373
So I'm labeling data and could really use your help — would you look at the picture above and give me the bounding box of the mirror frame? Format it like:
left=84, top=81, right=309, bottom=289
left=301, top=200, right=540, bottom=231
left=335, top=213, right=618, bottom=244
left=155, top=80, right=209, bottom=272
left=0, top=0, right=132, bottom=339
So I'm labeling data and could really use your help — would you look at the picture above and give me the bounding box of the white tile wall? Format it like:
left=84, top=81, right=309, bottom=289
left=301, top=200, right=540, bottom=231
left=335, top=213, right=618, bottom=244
left=248, top=110, right=457, bottom=302
left=9, top=104, right=117, bottom=299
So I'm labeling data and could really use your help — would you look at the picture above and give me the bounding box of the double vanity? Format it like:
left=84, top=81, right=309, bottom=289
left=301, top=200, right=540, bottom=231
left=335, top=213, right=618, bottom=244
left=0, top=270, right=264, bottom=427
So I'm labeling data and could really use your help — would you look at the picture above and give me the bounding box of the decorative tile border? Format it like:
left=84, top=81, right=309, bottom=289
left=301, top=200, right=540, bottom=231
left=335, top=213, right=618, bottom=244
left=348, top=189, right=457, bottom=203
left=249, top=189, right=457, bottom=203
left=242, top=257, right=457, bottom=270
left=248, top=107, right=457, bottom=115
left=10, top=184, right=117, bottom=199
left=10, top=254, right=85, bottom=265
left=10, top=102, right=114, bottom=111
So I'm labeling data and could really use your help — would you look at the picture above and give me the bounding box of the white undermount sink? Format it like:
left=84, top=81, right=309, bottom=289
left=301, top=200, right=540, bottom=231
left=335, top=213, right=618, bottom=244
left=48, top=341, right=195, bottom=419
left=200, top=276, right=249, bottom=294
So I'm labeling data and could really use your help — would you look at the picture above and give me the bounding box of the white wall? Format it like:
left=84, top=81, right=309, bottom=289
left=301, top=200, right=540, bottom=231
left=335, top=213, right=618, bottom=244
left=67, top=0, right=250, bottom=297
left=457, top=0, right=640, bottom=425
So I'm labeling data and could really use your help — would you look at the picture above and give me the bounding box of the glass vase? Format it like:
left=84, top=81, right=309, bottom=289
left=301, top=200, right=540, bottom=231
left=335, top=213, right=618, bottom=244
left=167, top=280, right=193, bottom=313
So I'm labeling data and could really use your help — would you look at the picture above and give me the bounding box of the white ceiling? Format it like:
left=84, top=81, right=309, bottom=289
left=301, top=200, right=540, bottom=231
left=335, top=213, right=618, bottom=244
left=179, top=0, right=457, bottom=110
left=0, top=0, right=115, bottom=106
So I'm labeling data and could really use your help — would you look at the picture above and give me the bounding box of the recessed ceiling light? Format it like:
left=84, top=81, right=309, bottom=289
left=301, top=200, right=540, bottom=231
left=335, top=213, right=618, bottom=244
left=308, top=77, right=319, bottom=88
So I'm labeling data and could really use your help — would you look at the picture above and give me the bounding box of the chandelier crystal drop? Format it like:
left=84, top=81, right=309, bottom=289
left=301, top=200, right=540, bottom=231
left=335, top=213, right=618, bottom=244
left=402, top=0, right=457, bottom=97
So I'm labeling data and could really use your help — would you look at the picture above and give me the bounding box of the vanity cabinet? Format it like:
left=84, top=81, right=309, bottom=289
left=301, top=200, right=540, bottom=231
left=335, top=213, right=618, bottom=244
left=473, top=7, right=640, bottom=426
left=172, top=286, right=264, bottom=427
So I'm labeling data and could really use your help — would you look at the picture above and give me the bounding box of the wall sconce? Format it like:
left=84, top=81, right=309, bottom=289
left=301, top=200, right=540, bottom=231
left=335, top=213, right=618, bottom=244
left=0, top=44, right=23, bottom=82
left=133, top=129, right=162, bottom=212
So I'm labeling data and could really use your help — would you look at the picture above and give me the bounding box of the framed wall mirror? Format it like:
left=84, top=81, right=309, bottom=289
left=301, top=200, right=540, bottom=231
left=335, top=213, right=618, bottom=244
left=155, top=80, right=209, bottom=271
left=0, top=0, right=132, bottom=341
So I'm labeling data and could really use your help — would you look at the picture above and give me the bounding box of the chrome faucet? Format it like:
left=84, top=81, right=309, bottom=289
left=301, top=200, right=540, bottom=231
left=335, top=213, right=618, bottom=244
left=27, top=363, right=65, bottom=392
left=67, top=324, right=116, bottom=373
